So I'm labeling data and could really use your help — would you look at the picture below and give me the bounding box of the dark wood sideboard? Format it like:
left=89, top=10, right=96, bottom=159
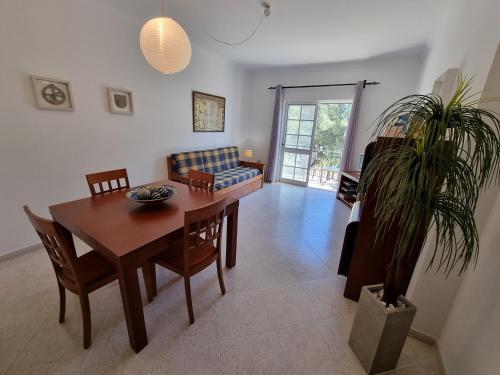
left=338, top=138, right=423, bottom=301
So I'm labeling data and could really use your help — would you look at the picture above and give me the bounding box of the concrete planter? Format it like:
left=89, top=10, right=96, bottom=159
left=348, top=284, right=417, bottom=374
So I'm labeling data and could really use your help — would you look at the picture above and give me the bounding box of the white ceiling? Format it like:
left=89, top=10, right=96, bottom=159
left=150, top=0, right=451, bottom=67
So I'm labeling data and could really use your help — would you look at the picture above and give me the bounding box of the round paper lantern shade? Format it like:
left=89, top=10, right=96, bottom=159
left=140, top=17, right=192, bottom=74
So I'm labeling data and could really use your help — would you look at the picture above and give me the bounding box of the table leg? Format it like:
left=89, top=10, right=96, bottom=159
left=225, top=200, right=239, bottom=268
left=117, top=263, right=148, bottom=352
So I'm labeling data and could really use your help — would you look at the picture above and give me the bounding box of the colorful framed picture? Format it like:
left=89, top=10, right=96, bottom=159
left=192, top=91, right=225, bottom=132
left=31, top=75, right=75, bottom=111
left=107, top=87, right=134, bottom=115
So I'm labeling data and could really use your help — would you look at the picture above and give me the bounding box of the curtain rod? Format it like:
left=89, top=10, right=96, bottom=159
left=267, top=80, right=380, bottom=90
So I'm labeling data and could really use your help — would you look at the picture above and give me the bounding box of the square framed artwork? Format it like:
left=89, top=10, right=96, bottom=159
left=192, top=91, right=225, bottom=132
left=107, top=87, right=134, bottom=115
left=31, top=75, right=75, bottom=111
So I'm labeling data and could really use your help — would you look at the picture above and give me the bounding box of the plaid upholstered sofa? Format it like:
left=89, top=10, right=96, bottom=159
left=167, top=146, right=264, bottom=196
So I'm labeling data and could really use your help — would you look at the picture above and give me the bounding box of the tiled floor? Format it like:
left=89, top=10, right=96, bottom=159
left=0, top=183, right=441, bottom=374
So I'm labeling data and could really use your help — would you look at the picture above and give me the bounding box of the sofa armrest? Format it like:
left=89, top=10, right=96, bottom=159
left=240, top=161, right=265, bottom=174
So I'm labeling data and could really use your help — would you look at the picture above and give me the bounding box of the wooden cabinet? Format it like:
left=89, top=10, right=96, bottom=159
left=336, top=171, right=360, bottom=207
left=338, top=138, right=422, bottom=301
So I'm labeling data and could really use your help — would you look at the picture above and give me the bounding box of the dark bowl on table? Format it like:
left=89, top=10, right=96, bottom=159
left=126, top=185, right=177, bottom=206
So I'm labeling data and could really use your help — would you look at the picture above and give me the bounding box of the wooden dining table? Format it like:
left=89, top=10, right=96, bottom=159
left=49, top=180, right=239, bottom=353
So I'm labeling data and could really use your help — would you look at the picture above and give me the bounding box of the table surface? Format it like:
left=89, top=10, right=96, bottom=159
left=49, top=180, right=221, bottom=259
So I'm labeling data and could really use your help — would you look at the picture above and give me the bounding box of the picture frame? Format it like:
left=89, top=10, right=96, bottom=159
left=31, top=75, right=75, bottom=111
left=107, top=87, right=134, bottom=115
left=192, top=91, right=225, bottom=132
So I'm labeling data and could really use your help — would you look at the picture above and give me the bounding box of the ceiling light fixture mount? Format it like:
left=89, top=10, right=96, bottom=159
left=202, top=1, right=272, bottom=46
left=139, top=0, right=192, bottom=74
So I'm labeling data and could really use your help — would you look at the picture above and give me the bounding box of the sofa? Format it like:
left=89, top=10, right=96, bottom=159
left=167, top=146, right=264, bottom=199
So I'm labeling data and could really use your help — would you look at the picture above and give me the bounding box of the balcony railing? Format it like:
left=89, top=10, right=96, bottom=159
left=308, top=149, right=342, bottom=190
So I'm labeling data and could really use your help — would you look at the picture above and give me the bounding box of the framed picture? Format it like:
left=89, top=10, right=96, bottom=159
left=31, top=75, right=75, bottom=111
left=192, top=91, right=225, bottom=132
left=107, top=87, right=134, bottom=115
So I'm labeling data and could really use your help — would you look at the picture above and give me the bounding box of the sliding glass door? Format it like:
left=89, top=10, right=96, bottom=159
left=279, top=103, right=318, bottom=186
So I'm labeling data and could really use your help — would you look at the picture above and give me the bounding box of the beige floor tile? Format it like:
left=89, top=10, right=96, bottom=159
left=6, top=312, right=88, bottom=375
left=220, top=331, right=288, bottom=375
left=284, top=250, right=333, bottom=281
left=0, top=291, right=55, bottom=329
left=215, top=289, right=272, bottom=339
left=275, top=319, right=355, bottom=375
left=0, top=323, right=40, bottom=375
left=397, top=337, right=441, bottom=370
left=1, top=183, right=442, bottom=375
left=304, top=232, right=343, bottom=255
left=302, top=277, right=358, bottom=319
left=263, top=283, right=323, bottom=329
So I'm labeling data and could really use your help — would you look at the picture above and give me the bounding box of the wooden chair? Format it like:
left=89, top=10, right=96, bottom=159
left=146, top=198, right=227, bottom=324
left=23, top=206, right=118, bottom=349
left=188, top=169, right=215, bottom=192
left=86, top=168, right=130, bottom=196
left=84, top=169, right=156, bottom=303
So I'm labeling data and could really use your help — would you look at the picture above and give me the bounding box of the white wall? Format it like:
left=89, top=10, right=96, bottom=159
left=406, top=0, right=500, bottom=345
left=418, top=0, right=500, bottom=95
left=0, top=0, right=247, bottom=255
left=437, top=190, right=500, bottom=375
left=241, top=54, right=423, bottom=168
left=436, top=42, right=500, bottom=375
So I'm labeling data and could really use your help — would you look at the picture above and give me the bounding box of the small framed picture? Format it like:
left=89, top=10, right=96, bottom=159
left=31, top=75, right=75, bottom=111
left=107, top=87, right=134, bottom=115
left=192, top=91, right=225, bottom=132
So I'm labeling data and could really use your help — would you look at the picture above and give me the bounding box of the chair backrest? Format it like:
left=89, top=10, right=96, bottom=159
left=23, top=206, right=82, bottom=292
left=184, top=198, right=227, bottom=259
left=86, top=168, right=129, bottom=196
left=188, top=170, right=215, bottom=192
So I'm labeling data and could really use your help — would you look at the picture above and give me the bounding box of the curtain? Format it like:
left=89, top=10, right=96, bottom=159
left=339, top=81, right=364, bottom=172
left=264, top=84, right=284, bottom=182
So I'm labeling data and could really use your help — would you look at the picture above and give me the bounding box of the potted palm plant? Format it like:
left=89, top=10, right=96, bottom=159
left=348, top=77, right=500, bottom=374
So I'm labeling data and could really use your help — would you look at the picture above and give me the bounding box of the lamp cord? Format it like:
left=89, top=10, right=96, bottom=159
left=202, top=10, right=267, bottom=46
left=161, top=0, right=270, bottom=46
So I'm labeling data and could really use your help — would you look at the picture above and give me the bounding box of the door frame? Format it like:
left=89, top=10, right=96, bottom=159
left=278, top=101, right=319, bottom=187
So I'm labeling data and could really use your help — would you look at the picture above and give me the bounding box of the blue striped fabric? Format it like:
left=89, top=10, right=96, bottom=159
left=171, top=151, right=205, bottom=176
left=213, top=167, right=260, bottom=191
left=222, top=146, right=240, bottom=170
left=202, top=148, right=226, bottom=174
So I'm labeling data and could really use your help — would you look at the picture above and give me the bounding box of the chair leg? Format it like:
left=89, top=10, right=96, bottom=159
left=58, top=282, right=66, bottom=323
left=79, top=294, right=91, bottom=349
left=216, top=256, right=226, bottom=295
left=183, top=276, right=195, bottom=324
left=142, top=262, right=157, bottom=303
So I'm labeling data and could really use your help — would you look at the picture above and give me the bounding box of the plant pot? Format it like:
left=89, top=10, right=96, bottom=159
left=348, top=284, right=417, bottom=374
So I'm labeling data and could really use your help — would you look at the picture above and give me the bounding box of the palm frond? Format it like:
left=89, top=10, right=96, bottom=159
left=359, top=77, right=500, bottom=285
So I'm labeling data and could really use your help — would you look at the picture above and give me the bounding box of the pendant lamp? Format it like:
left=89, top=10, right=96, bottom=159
left=140, top=1, right=191, bottom=74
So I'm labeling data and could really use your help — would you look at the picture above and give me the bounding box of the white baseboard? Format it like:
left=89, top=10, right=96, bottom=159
left=408, top=328, right=437, bottom=345
left=0, top=243, right=42, bottom=263
left=408, top=328, right=448, bottom=375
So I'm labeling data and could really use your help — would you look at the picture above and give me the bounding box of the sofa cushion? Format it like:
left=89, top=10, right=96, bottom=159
left=222, top=146, right=240, bottom=170
left=213, top=167, right=260, bottom=191
left=202, top=148, right=226, bottom=174
left=171, top=151, right=205, bottom=176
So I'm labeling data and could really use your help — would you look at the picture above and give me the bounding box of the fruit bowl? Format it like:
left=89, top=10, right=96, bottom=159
left=126, top=184, right=177, bottom=206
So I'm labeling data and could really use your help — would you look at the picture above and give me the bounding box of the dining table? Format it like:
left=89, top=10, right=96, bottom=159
left=49, top=180, right=239, bottom=353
